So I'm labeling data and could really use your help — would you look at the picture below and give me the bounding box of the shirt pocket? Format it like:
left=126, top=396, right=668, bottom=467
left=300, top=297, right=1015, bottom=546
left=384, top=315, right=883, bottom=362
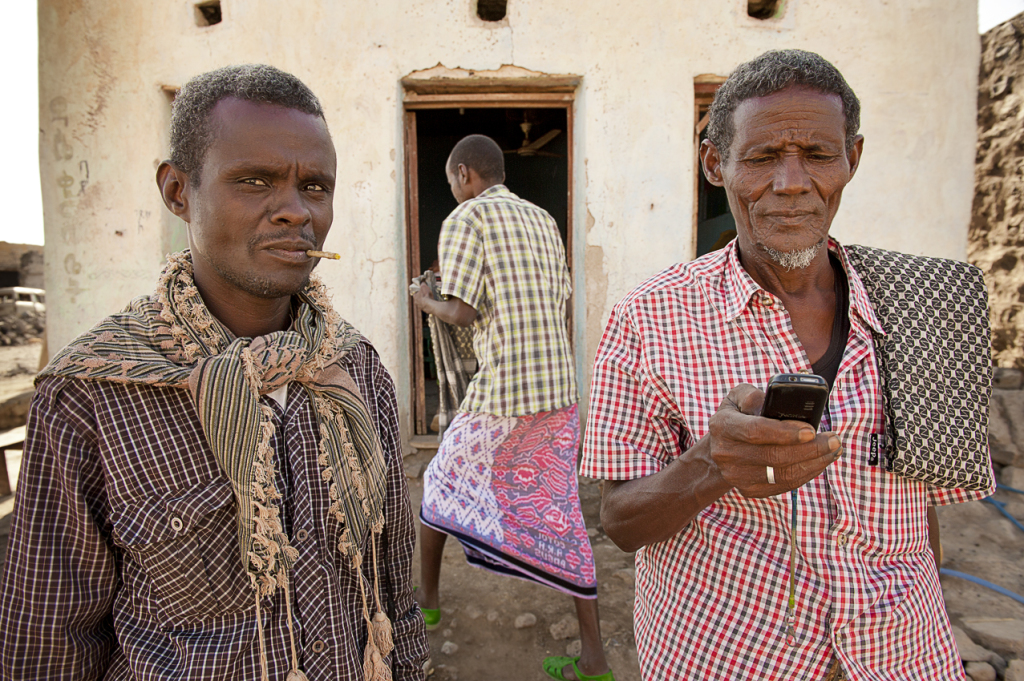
left=112, top=476, right=255, bottom=627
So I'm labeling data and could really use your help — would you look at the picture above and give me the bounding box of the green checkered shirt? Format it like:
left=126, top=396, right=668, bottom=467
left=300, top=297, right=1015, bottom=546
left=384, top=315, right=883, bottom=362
left=439, top=184, right=576, bottom=417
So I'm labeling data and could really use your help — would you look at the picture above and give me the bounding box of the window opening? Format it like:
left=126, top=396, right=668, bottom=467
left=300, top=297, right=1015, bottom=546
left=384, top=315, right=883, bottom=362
left=747, top=0, right=783, bottom=20
left=477, top=0, right=507, bottom=22
left=694, top=77, right=733, bottom=258
left=195, top=1, right=222, bottom=27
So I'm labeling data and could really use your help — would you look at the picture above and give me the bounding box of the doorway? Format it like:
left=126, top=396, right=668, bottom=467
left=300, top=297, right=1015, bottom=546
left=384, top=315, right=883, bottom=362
left=403, top=84, right=576, bottom=437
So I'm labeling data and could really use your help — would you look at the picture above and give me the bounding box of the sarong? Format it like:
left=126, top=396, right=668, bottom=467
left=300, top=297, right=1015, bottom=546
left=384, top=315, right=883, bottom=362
left=420, top=404, right=597, bottom=598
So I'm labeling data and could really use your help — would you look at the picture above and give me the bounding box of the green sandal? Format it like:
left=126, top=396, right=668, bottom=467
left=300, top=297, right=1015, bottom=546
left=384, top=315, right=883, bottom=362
left=413, top=586, right=441, bottom=631
left=421, top=607, right=441, bottom=631
left=542, top=656, right=615, bottom=681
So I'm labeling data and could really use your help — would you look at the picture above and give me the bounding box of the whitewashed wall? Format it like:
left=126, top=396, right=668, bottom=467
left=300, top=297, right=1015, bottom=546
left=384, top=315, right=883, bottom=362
left=39, top=0, right=980, bottom=438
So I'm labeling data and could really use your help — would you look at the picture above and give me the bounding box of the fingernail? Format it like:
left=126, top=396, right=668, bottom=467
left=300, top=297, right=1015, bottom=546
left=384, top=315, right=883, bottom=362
left=828, top=436, right=841, bottom=451
left=799, top=429, right=815, bottom=443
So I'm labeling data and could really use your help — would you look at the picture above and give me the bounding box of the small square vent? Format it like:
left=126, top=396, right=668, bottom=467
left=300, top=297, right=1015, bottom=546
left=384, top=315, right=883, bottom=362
left=748, top=0, right=783, bottom=20
left=195, top=1, right=222, bottom=27
left=477, top=0, right=507, bottom=22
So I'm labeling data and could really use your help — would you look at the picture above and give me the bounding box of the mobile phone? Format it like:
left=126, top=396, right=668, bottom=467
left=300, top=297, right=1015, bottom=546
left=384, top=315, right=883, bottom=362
left=760, top=373, right=829, bottom=429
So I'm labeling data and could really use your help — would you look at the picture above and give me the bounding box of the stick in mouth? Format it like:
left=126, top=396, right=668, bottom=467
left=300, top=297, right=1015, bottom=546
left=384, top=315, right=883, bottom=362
left=306, top=250, right=341, bottom=260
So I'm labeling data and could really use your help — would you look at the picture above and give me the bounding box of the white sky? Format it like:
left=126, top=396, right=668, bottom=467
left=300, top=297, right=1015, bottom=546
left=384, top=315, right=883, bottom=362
left=0, top=0, right=42, bottom=246
left=1, top=0, right=1022, bottom=248
left=980, top=0, right=1024, bottom=31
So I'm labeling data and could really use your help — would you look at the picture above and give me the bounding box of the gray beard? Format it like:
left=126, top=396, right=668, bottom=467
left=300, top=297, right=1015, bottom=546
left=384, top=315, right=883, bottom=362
left=762, top=240, right=826, bottom=271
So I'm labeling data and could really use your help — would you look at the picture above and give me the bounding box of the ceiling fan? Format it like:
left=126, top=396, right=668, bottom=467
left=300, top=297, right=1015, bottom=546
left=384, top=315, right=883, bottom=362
left=504, top=120, right=562, bottom=157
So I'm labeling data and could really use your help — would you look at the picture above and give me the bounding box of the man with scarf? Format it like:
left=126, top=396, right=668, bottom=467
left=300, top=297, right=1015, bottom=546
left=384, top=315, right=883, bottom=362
left=0, top=65, right=427, bottom=681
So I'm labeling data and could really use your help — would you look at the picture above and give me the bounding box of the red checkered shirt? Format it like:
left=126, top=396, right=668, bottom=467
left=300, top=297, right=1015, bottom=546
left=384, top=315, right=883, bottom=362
left=0, top=339, right=427, bottom=681
left=580, top=240, right=992, bottom=680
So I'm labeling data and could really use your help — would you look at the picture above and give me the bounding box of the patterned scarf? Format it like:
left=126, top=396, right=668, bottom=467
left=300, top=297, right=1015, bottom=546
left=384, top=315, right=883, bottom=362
left=40, top=251, right=396, bottom=681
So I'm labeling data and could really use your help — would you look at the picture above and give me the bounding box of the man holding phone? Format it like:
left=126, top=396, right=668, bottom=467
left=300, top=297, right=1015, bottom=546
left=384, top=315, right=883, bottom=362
left=581, top=50, right=993, bottom=680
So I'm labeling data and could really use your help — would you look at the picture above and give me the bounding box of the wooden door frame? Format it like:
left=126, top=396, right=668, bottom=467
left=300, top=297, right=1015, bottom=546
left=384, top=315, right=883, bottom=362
left=402, top=77, right=579, bottom=435
left=692, top=75, right=727, bottom=260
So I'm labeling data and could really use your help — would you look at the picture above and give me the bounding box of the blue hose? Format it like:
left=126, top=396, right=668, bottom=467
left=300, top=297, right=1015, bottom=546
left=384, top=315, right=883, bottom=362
left=940, top=569, right=1024, bottom=607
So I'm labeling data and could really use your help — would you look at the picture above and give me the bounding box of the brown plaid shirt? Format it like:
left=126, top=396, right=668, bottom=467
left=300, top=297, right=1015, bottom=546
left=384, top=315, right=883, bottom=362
left=0, top=340, right=427, bottom=680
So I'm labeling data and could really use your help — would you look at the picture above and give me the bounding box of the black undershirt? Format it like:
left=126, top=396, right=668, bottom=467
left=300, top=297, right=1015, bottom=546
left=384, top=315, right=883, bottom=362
left=810, top=253, right=849, bottom=390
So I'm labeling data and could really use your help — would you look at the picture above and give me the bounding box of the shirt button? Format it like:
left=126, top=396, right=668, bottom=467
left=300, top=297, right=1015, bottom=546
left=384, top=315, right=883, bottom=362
left=296, top=529, right=309, bottom=542
left=170, top=516, right=184, bottom=532
left=311, top=640, right=328, bottom=654
left=760, top=295, right=774, bottom=307
left=836, top=533, right=849, bottom=547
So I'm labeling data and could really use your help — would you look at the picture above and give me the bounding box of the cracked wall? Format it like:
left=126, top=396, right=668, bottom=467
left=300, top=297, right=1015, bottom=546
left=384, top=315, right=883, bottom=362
left=39, top=0, right=981, bottom=438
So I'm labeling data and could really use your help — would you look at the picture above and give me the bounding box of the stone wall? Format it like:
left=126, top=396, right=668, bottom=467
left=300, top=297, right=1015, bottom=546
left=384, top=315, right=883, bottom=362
left=970, top=13, right=1024, bottom=369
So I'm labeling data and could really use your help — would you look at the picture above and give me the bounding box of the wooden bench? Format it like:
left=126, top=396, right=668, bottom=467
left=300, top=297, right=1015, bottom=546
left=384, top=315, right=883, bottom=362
left=0, top=426, right=26, bottom=497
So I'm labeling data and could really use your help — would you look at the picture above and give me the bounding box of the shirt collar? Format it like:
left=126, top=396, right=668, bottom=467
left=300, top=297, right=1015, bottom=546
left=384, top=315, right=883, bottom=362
left=475, top=184, right=509, bottom=200
left=718, top=237, right=885, bottom=336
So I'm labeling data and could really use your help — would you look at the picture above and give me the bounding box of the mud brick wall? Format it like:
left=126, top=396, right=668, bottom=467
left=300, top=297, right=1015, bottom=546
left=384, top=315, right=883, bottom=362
left=970, top=14, right=1024, bottom=369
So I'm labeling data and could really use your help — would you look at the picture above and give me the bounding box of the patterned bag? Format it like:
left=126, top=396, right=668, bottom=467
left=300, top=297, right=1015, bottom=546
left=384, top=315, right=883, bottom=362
left=845, top=245, right=993, bottom=491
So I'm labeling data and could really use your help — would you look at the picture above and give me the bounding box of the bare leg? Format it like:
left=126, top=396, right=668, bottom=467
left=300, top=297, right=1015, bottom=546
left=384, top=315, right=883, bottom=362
left=418, top=524, right=447, bottom=610
left=562, top=596, right=610, bottom=679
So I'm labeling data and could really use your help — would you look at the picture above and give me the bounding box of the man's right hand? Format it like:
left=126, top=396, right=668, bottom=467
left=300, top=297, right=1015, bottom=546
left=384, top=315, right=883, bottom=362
left=707, top=383, right=842, bottom=498
left=600, top=382, right=842, bottom=552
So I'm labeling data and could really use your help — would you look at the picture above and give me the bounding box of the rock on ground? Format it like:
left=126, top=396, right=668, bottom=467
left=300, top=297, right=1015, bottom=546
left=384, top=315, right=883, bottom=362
left=550, top=615, right=580, bottom=641
left=514, top=613, right=537, bottom=629
left=1006, top=659, right=1024, bottom=681
left=959, top=618, right=1024, bottom=657
left=966, top=661, right=997, bottom=681
left=953, top=625, right=998, bottom=662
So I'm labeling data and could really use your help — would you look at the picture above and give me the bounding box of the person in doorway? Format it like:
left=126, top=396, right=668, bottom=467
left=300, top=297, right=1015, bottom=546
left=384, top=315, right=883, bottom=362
left=410, top=134, right=613, bottom=681
left=581, top=50, right=993, bottom=680
left=0, top=64, right=427, bottom=680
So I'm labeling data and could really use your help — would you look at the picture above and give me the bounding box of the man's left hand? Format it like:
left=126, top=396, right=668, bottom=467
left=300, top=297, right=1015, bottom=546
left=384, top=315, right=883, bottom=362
left=409, top=278, right=433, bottom=311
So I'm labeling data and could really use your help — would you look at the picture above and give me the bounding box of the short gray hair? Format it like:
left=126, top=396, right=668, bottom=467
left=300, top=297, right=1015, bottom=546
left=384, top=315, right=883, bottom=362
left=169, top=64, right=326, bottom=184
left=706, top=50, right=860, bottom=161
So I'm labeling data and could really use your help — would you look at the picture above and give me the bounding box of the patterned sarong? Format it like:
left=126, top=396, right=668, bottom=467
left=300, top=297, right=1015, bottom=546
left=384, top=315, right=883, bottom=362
left=420, top=404, right=597, bottom=598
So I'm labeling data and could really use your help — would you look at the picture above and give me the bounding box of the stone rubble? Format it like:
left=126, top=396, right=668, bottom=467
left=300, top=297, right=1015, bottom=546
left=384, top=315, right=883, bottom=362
left=0, top=311, right=44, bottom=348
